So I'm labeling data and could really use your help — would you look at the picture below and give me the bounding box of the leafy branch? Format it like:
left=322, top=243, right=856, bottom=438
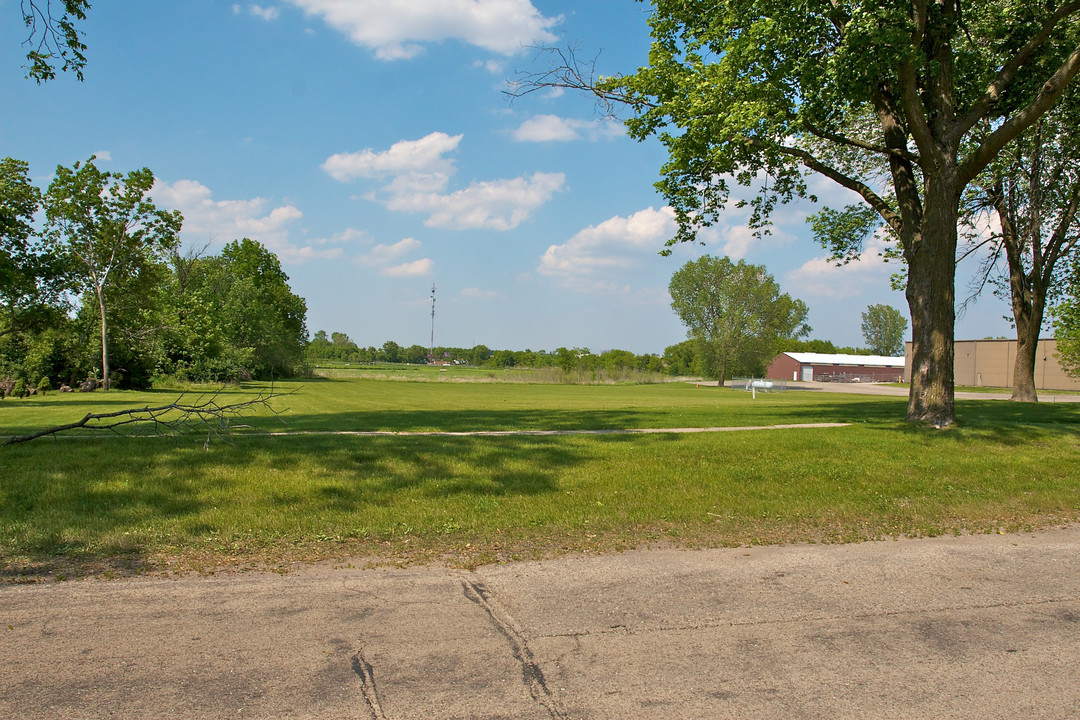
left=2, top=388, right=294, bottom=448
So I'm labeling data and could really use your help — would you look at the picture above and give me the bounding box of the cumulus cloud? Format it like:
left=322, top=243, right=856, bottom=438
left=382, top=258, right=434, bottom=277
left=351, top=236, right=432, bottom=278
left=512, top=115, right=623, bottom=142
left=387, top=172, right=565, bottom=231
left=324, top=132, right=564, bottom=230
left=356, top=237, right=422, bottom=266
left=151, top=179, right=339, bottom=263
left=249, top=4, right=280, bottom=20
left=285, top=0, right=560, bottom=60
left=322, top=132, right=462, bottom=182
left=539, top=207, right=677, bottom=287
left=784, top=235, right=898, bottom=299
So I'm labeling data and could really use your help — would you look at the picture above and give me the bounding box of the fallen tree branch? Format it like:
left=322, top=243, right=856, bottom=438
left=2, top=388, right=294, bottom=448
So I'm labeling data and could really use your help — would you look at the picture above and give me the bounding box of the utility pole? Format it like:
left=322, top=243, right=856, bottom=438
left=429, top=282, right=436, bottom=361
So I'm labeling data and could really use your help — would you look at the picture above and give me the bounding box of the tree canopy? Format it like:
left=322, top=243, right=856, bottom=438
left=18, top=0, right=90, bottom=82
left=43, top=158, right=182, bottom=390
left=668, top=255, right=809, bottom=383
left=963, top=89, right=1080, bottom=401
left=861, top=304, right=908, bottom=357
left=1, top=157, right=310, bottom=391
left=521, top=0, right=1080, bottom=425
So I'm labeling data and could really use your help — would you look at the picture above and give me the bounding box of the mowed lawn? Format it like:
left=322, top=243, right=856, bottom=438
left=1, top=376, right=1079, bottom=578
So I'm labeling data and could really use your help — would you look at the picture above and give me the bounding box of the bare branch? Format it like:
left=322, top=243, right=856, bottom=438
left=2, top=388, right=295, bottom=448
left=506, top=45, right=650, bottom=117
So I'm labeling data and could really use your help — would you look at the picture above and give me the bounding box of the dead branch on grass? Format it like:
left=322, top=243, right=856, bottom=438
left=2, top=388, right=295, bottom=448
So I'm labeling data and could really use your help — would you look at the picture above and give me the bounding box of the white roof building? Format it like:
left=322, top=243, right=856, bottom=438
left=767, top=352, right=906, bottom=382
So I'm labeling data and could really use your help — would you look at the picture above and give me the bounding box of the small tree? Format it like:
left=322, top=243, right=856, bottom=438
left=44, top=158, right=182, bottom=390
left=861, top=304, right=908, bottom=356
left=669, top=256, right=809, bottom=384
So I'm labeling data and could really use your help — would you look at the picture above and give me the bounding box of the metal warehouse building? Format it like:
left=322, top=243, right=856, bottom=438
left=767, top=352, right=906, bottom=383
left=904, top=338, right=1080, bottom=391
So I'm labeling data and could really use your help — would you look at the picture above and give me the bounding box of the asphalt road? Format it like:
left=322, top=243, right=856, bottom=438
left=4, top=527, right=1080, bottom=719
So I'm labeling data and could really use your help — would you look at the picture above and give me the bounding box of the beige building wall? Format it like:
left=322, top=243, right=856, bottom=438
left=904, top=339, right=1080, bottom=391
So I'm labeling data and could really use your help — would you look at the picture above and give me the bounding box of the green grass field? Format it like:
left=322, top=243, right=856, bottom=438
left=2, top=376, right=1079, bottom=579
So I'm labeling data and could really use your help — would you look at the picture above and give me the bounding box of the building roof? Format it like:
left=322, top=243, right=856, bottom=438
left=783, top=352, right=905, bottom=368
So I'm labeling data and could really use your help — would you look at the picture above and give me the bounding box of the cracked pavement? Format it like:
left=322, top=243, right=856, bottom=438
left=3, top=527, right=1079, bottom=719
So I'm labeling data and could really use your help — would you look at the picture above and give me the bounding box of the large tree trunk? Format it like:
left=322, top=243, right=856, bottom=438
left=1011, top=326, right=1040, bottom=401
left=1010, top=287, right=1044, bottom=402
left=905, top=177, right=959, bottom=427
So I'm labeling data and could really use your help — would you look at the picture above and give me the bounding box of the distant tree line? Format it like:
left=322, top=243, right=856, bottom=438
left=309, top=332, right=890, bottom=380
left=1, top=157, right=308, bottom=393
left=307, top=334, right=668, bottom=375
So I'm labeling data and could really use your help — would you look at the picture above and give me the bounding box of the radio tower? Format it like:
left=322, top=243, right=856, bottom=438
left=429, top=282, right=436, bottom=361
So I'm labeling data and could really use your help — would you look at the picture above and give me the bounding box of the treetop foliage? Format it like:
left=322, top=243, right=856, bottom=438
left=19, top=0, right=91, bottom=83
left=668, top=255, right=810, bottom=382
left=1, top=156, right=309, bottom=389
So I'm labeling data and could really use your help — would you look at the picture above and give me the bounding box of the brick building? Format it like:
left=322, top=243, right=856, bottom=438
left=767, top=352, right=906, bottom=383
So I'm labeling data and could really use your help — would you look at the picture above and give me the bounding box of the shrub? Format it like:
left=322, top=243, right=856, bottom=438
left=37, top=377, right=52, bottom=395
left=12, top=379, right=27, bottom=398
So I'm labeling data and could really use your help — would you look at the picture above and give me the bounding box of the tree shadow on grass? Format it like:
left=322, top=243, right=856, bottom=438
left=0, top=431, right=591, bottom=578
left=250, top=407, right=655, bottom=433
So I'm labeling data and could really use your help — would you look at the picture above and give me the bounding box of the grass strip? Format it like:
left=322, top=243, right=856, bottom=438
left=1, top=379, right=1078, bottom=579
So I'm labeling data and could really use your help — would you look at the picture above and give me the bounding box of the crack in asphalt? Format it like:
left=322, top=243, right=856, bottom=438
left=351, top=651, right=387, bottom=720
left=461, top=578, right=567, bottom=720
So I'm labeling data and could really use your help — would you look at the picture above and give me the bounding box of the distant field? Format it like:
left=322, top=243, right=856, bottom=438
left=310, top=362, right=675, bottom=385
left=2, top=377, right=1078, bottom=579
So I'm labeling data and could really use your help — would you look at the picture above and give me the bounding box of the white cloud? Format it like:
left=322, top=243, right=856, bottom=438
left=539, top=207, right=677, bottom=287
left=785, top=235, right=897, bottom=299
left=356, top=237, right=422, bottom=266
left=390, top=172, right=565, bottom=230
left=321, top=132, right=462, bottom=182
left=92, top=150, right=113, bottom=162
left=324, top=132, right=564, bottom=230
left=382, top=258, right=434, bottom=277
left=285, top=0, right=560, bottom=60
left=475, top=59, right=505, bottom=74
left=151, top=179, right=339, bottom=263
left=512, top=115, right=623, bottom=143
left=249, top=4, right=280, bottom=20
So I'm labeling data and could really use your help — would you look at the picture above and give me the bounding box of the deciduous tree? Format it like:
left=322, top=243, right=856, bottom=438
left=861, top=304, right=908, bottom=357
left=1, top=157, right=68, bottom=342
left=44, top=158, right=182, bottom=390
left=516, top=1, right=1080, bottom=426
left=963, top=95, right=1080, bottom=402
left=669, top=256, right=809, bottom=384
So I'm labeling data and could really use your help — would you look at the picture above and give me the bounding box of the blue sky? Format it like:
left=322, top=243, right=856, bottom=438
left=1, top=0, right=1015, bottom=354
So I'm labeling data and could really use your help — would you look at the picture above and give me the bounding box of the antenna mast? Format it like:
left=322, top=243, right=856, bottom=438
left=429, top=282, right=436, bottom=360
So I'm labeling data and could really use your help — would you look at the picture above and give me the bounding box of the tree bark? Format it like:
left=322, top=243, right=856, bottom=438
left=1011, top=316, right=1041, bottom=402
left=905, top=173, right=959, bottom=427
left=1007, top=233, right=1043, bottom=403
